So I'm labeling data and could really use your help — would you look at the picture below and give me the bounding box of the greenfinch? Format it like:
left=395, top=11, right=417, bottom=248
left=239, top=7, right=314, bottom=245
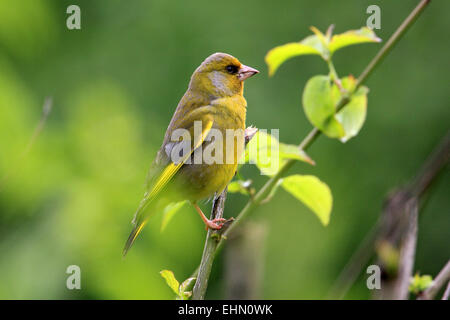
left=123, top=53, right=258, bottom=256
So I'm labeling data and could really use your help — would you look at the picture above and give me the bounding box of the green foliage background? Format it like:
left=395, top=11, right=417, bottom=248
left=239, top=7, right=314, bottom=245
left=0, top=0, right=448, bottom=299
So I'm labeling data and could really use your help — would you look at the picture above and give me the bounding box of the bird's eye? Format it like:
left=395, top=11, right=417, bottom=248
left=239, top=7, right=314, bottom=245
left=226, top=65, right=238, bottom=74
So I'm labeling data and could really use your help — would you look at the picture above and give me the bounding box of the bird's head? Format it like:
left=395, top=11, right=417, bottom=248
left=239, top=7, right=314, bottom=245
left=189, top=53, right=259, bottom=98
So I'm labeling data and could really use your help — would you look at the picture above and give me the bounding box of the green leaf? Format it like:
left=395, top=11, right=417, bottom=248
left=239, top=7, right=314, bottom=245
left=266, top=26, right=380, bottom=76
left=333, top=77, right=368, bottom=142
left=303, top=75, right=368, bottom=142
left=160, top=270, right=180, bottom=295
left=302, top=75, right=345, bottom=138
left=329, top=27, right=381, bottom=54
left=160, top=201, right=187, bottom=232
left=265, top=27, right=330, bottom=76
left=246, top=131, right=314, bottom=176
left=246, top=131, right=280, bottom=176
left=302, top=31, right=329, bottom=60
left=281, top=175, right=332, bottom=226
left=309, top=26, right=330, bottom=57
left=265, top=42, right=320, bottom=77
left=279, top=143, right=315, bottom=165
left=409, top=274, right=433, bottom=295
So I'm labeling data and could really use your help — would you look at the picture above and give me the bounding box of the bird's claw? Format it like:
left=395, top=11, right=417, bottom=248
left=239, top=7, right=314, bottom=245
left=205, top=218, right=227, bottom=230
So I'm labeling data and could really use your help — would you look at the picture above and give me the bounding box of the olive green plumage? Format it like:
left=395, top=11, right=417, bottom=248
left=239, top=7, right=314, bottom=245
left=123, top=53, right=258, bottom=256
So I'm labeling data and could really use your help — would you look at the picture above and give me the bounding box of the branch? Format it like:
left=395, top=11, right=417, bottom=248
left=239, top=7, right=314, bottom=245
left=392, top=200, right=418, bottom=300
left=356, top=0, right=432, bottom=87
left=442, top=280, right=450, bottom=300
left=410, top=132, right=450, bottom=197
left=328, top=130, right=449, bottom=299
left=376, top=132, right=449, bottom=299
left=375, top=197, right=418, bottom=299
left=418, top=260, right=450, bottom=300
left=192, top=127, right=257, bottom=300
left=192, top=188, right=229, bottom=300
left=191, top=0, right=432, bottom=299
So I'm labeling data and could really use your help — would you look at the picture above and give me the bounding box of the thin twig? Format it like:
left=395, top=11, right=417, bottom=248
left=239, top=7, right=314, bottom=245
left=356, top=0, right=432, bottom=87
left=418, top=260, right=450, bottom=300
left=192, top=188, right=229, bottom=300
left=375, top=198, right=418, bottom=299
left=191, top=0, right=432, bottom=299
left=0, top=97, right=53, bottom=192
left=410, top=132, right=450, bottom=197
left=392, top=200, right=418, bottom=300
left=442, top=280, right=450, bottom=300
left=192, top=127, right=258, bottom=300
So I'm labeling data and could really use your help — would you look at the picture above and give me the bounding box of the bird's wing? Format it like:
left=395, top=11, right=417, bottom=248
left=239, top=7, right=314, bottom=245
left=147, top=116, right=213, bottom=202
left=123, top=112, right=213, bottom=256
left=145, top=104, right=216, bottom=189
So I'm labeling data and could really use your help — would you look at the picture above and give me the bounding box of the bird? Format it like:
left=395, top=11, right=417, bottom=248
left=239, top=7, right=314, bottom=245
left=123, top=53, right=259, bottom=256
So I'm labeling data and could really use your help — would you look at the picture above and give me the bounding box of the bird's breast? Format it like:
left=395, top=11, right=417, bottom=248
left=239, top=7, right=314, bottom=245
left=210, top=95, right=246, bottom=129
left=173, top=95, right=247, bottom=201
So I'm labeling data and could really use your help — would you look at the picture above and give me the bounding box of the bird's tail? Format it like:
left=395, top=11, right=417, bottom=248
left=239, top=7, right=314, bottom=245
left=122, top=218, right=149, bottom=257
left=122, top=194, right=156, bottom=257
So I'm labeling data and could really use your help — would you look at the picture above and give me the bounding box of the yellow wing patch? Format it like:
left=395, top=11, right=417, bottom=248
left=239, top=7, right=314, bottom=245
left=147, top=118, right=213, bottom=199
left=123, top=118, right=213, bottom=256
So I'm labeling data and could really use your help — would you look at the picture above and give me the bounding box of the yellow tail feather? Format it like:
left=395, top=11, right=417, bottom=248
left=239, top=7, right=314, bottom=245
left=123, top=219, right=148, bottom=257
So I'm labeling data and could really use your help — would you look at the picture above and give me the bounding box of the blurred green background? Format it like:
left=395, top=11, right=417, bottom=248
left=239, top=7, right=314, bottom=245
left=0, top=0, right=448, bottom=299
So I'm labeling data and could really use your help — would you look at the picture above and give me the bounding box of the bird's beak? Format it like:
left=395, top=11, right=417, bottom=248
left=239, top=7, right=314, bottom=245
left=238, top=65, right=259, bottom=81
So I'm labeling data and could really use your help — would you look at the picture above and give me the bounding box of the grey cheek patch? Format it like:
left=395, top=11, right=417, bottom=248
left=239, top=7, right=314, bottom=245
left=208, top=71, right=233, bottom=96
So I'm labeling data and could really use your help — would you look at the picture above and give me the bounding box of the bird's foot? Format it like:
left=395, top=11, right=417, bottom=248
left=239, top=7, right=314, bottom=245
left=212, top=218, right=227, bottom=224
left=205, top=218, right=227, bottom=230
